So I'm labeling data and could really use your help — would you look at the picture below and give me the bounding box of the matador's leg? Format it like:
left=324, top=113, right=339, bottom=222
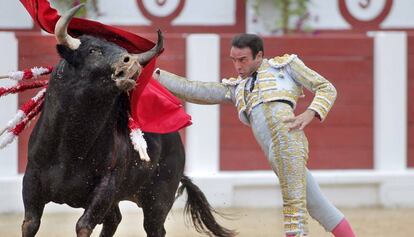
left=250, top=102, right=354, bottom=236
left=251, top=102, right=309, bottom=236
left=306, top=171, right=344, bottom=231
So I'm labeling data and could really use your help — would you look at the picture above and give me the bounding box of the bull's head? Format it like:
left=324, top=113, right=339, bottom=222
left=55, top=4, right=163, bottom=92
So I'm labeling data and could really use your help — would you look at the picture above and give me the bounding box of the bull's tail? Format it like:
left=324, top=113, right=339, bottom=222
left=177, top=176, right=236, bottom=237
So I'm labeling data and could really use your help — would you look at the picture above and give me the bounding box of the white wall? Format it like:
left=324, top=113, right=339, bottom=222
left=0, top=32, right=18, bottom=176
left=0, top=32, right=22, bottom=213
left=185, top=34, right=221, bottom=176
left=247, top=0, right=414, bottom=34
left=0, top=1, right=33, bottom=29
left=96, top=0, right=236, bottom=26
left=371, top=31, right=407, bottom=171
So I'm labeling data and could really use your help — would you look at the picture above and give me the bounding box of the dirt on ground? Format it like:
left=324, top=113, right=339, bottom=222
left=1, top=207, right=413, bottom=236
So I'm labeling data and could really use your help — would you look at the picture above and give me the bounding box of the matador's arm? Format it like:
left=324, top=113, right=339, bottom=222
left=286, top=56, right=337, bottom=121
left=154, top=69, right=232, bottom=105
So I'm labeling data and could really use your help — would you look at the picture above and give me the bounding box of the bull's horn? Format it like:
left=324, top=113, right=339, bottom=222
left=137, top=29, right=164, bottom=65
left=54, top=4, right=83, bottom=50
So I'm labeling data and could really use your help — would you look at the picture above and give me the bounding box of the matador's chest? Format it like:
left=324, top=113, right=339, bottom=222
left=233, top=65, right=303, bottom=118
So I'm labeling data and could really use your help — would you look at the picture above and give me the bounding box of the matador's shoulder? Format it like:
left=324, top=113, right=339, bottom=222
left=268, top=54, right=298, bottom=69
left=221, top=77, right=242, bottom=86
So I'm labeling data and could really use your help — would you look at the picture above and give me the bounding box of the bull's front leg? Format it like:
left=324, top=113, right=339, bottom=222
left=22, top=170, right=46, bottom=237
left=76, top=174, right=117, bottom=237
left=99, top=204, right=122, bottom=237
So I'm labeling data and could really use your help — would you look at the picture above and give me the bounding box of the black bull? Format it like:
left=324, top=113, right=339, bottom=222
left=21, top=5, right=234, bottom=237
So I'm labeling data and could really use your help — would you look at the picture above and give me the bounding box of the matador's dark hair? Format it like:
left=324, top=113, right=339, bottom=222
left=231, top=33, right=264, bottom=58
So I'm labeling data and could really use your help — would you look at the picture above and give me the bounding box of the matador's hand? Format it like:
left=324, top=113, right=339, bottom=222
left=153, top=68, right=161, bottom=79
left=283, top=109, right=316, bottom=131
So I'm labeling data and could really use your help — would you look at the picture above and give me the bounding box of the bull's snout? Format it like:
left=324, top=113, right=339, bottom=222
left=112, top=53, right=141, bottom=91
left=115, top=78, right=136, bottom=92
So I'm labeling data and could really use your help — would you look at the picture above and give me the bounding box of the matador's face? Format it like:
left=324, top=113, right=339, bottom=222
left=230, top=46, right=263, bottom=79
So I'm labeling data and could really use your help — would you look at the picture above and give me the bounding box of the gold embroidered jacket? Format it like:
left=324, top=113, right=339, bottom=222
left=156, top=54, right=337, bottom=126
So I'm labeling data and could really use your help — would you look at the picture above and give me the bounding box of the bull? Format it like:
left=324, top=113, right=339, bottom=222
left=21, top=5, right=234, bottom=237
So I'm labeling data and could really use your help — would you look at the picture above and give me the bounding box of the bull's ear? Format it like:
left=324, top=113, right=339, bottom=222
left=56, top=44, right=76, bottom=65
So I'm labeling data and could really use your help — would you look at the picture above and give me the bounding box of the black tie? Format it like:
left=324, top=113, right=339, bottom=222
left=249, top=72, right=258, bottom=92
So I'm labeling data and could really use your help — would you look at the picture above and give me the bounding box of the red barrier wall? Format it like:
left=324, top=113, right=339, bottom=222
left=16, top=33, right=59, bottom=173
left=17, top=33, right=411, bottom=172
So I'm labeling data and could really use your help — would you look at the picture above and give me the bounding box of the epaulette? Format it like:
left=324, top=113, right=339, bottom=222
left=221, top=77, right=242, bottom=86
left=268, top=54, right=298, bottom=69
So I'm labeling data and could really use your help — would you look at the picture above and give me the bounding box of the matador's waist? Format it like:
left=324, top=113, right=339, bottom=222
left=237, top=95, right=297, bottom=115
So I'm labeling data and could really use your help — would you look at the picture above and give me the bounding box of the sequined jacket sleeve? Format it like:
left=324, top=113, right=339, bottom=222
left=285, top=56, right=337, bottom=121
left=155, top=69, right=232, bottom=104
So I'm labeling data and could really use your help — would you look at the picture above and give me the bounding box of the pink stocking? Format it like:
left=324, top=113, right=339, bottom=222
left=332, top=218, right=356, bottom=237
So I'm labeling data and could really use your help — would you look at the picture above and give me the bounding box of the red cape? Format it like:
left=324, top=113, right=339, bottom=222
left=20, top=0, right=192, bottom=133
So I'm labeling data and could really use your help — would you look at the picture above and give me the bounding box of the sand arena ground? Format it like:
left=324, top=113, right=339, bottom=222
left=1, top=207, right=412, bottom=236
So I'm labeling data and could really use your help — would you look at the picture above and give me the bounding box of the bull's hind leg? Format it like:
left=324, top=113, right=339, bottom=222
left=21, top=171, right=46, bottom=237
left=140, top=169, right=182, bottom=237
left=141, top=182, right=177, bottom=237
left=98, top=204, right=122, bottom=237
left=140, top=132, right=185, bottom=237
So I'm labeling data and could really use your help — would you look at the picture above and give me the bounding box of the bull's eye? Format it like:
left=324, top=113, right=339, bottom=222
left=89, top=48, right=103, bottom=55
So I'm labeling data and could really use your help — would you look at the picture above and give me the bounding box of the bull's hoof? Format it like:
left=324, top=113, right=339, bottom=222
left=22, top=218, right=41, bottom=237
left=77, top=228, right=92, bottom=237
